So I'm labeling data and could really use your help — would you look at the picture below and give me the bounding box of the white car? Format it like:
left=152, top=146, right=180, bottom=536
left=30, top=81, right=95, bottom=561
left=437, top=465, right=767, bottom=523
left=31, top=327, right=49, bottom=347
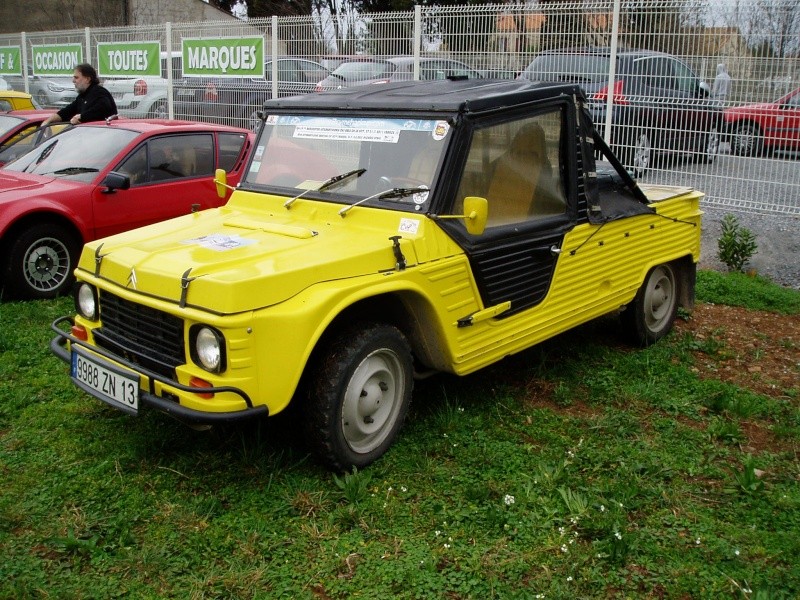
left=103, top=53, right=180, bottom=119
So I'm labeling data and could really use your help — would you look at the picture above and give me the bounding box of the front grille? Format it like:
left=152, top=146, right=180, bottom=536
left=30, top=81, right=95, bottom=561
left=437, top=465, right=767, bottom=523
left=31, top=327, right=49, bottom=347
left=93, top=292, right=185, bottom=378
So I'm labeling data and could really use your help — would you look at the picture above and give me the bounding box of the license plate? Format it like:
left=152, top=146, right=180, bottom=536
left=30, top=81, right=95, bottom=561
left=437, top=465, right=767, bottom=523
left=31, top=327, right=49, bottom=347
left=71, top=348, right=140, bottom=414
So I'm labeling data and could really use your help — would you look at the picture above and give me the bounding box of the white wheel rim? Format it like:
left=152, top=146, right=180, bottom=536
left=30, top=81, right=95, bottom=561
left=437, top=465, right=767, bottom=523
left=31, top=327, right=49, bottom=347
left=634, top=134, right=651, bottom=172
left=643, top=266, right=675, bottom=332
left=340, top=348, right=405, bottom=454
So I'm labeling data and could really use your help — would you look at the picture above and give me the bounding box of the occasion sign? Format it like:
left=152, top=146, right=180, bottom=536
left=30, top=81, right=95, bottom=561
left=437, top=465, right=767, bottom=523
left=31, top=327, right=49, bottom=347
left=182, top=37, right=263, bottom=77
left=32, top=44, right=83, bottom=75
left=0, top=46, right=22, bottom=75
left=97, top=42, right=161, bottom=77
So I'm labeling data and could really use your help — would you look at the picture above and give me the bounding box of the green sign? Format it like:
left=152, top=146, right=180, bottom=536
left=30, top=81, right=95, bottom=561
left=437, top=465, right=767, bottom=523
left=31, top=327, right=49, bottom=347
left=0, top=46, right=22, bottom=75
left=182, top=37, right=263, bottom=78
left=97, top=42, right=161, bottom=77
left=32, top=44, right=83, bottom=75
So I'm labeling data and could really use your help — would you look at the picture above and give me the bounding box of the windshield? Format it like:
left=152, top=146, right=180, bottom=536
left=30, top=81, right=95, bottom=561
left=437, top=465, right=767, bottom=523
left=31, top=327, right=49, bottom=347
left=4, top=126, right=139, bottom=183
left=245, top=114, right=452, bottom=212
left=331, top=61, right=394, bottom=82
left=520, top=54, right=612, bottom=85
left=0, top=114, right=24, bottom=136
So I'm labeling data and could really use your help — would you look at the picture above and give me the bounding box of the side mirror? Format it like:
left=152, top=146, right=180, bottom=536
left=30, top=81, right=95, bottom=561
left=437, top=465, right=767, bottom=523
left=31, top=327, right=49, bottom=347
left=699, top=81, right=711, bottom=97
left=463, top=196, right=488, bottom=236
left=214, top=168, right=229, bottom=198
left=101, top=171, right=130, bottom=193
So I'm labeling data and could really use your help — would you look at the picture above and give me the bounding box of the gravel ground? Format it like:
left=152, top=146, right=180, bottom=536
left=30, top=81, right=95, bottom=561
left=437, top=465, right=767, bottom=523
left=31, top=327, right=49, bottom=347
left=699, top=206, right=800, bottom=290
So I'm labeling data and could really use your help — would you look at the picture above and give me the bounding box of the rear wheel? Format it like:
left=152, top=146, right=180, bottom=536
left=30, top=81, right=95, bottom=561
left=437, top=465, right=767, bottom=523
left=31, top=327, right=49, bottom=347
left=3, top=223, right=80, bottom=300
left=302, top=323, right=413, bottom=470
left=149, top=101, right=168, bottom=119
left=622, top=130, right=652, bottom=177
left=620, top=263, right=678, bottom=346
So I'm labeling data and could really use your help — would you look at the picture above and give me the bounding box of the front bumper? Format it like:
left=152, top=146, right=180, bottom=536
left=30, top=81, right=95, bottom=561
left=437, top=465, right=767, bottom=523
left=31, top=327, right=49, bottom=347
left=51, top=316, right=268, bottom=425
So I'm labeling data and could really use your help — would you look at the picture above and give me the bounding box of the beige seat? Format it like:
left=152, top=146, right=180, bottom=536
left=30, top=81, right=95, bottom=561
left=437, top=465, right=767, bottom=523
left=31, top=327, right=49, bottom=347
left=486, top=123, right=548, bottom=226
left=179, top=146, right=196, bottom=176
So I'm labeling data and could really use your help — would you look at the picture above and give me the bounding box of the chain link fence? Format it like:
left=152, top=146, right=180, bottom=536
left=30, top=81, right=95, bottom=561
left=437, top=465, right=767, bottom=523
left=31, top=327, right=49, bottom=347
left=1, top=0, right=798, bottom=215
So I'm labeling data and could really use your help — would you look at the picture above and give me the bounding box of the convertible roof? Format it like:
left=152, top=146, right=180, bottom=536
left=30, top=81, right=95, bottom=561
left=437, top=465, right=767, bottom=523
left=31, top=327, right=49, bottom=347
left=263, top=79, right=586, bottom=115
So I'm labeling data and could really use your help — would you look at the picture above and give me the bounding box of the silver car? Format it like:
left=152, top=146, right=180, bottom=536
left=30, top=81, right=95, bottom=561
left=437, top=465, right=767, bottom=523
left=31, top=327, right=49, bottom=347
left=103, top=53, right=181, bottom=119
left=5, top=68, right=76, bottom=108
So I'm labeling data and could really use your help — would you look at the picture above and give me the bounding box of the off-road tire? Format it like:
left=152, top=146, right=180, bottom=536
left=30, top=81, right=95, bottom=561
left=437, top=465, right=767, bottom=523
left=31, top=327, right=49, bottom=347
left=302, top=323, right=413, bottom=471
left=620, top=263, right=678, bottom=346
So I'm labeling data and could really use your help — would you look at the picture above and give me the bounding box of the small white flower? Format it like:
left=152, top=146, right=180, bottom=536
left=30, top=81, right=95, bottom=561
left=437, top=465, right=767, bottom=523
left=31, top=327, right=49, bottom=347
left=570, top=517, right=578, bottom=525
left=435, top=530, right=441, bottom=537
left=387, top=486, right=393, bottom=492
left=504, top=494, right=515, bottom=506
left=600, top=505, right=606, bottom=512
left=735, top=549, right=740, bottom=556
left=695, top=538, right=701, bottom=545
left=458, top=407, right=465, bottom=413
left=566, top=576, right=573, bottom=582
left=401, top=486, right=407, bottom=492
left=444, top=543, right=450, bottom=549
left=614, top=531, right=622, bottom=540
left=561, top=544, right=568, bottom=553
left=558, top=527, right=566, bottom=535
left=443, top=433, right=448, bottom=438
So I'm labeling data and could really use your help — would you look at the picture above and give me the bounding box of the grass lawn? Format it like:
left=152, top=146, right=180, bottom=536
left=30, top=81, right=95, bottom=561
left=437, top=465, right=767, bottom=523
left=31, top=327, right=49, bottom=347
left=1, top=270, right=798, bottom=599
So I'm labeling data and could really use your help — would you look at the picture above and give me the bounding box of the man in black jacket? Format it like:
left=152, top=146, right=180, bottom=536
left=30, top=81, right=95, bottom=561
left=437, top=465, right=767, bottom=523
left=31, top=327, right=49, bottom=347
left=41, top=63, right=117, bottom=126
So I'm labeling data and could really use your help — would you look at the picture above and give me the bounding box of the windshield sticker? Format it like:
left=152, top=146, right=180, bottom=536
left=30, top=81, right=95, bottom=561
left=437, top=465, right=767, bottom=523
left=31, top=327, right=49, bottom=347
left=254, top=145, right=265, bottom=160
left=249, top=161, right=261, bottom=173
left=399, top=218, right=420, bottom=235
left=412, top=186, right=430, bottom=205
left=182, top=234, right=257, bottom=252
left=433, top=121, right=449, bottom=141
left=295, top=125, right=400, bottom=143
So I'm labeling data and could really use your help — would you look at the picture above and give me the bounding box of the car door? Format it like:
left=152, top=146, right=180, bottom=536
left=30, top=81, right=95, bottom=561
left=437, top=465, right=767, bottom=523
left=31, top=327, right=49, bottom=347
left=91, top=133, right=219, bottom=239
left=445, top=106, right=575, bottom=320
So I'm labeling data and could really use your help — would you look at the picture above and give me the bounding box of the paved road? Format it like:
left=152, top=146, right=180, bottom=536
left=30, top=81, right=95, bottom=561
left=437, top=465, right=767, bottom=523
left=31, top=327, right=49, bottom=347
left=639, top=143, right=800, bottom=216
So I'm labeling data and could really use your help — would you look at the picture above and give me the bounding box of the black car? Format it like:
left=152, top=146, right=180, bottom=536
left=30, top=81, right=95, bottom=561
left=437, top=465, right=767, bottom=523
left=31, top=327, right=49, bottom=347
left=174, top=58, right=329, bottom=130
left=519, top=48, right=722, bottom=175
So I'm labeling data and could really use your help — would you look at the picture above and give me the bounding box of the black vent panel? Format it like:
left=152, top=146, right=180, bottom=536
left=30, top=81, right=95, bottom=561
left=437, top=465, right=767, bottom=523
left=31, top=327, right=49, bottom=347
left=94, top=292, right=185, bottom=378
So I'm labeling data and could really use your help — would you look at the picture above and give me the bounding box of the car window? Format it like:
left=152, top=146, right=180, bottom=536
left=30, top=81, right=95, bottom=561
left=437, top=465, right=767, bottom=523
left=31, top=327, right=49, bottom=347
left=670, top=58, right=701, bottom=94
left=218, top=132, right=248, bottom=171
left=0, top=100, right=12, bottom=111
left=521, top=54, right=611, bottom=84
left=784, top=90, right=800, bottom=108
left=117, top=134, right=215, bottom=184
left=456, top=110, right=567, bottom=228
left=148, top=134, right=214, bottom=181
left=332, top=61, right=392, bottom=82
left=0, top=114, right=24, bottom=136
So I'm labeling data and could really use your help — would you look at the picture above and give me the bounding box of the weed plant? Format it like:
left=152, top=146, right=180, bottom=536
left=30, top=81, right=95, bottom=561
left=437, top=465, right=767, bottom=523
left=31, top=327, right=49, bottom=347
left=1, top=274, right=799, bottom=599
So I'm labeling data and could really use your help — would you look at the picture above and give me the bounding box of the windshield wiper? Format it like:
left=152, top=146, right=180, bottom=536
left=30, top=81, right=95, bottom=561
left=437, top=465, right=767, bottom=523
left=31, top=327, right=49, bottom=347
left=284, top=168, right=366, bottom=208
left=46, top=167, right=100, bottom=176
left=338, top=186, right=429, bottom=217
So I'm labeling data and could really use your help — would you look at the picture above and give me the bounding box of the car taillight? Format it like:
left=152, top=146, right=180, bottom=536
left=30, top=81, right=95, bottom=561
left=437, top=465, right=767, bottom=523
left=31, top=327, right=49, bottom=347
left=133, top=79, right=147, bottom=96
left=593, top=79, right=628, bottom=105
left=204, top=82, right=218, bottom=102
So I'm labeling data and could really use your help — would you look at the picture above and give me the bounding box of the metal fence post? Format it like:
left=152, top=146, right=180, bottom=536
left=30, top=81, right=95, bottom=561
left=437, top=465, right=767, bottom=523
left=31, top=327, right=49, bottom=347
left=413, top=5, right=421, bottom=81
left=20, top=31, right=29, bottom=94
left=166, top=22, right=174, bottom=119
left=603, top=0, right=621, bottom=147
left=85, top=26, right=91, bottom=66
left=271, top=15, right=278, bottom=100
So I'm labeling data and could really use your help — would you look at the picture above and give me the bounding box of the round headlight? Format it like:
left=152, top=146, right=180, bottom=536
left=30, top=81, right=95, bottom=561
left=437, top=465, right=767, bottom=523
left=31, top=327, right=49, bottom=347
left=195, top=327, right=222, bottom=372
left=76, top=284, right=97, bottom=319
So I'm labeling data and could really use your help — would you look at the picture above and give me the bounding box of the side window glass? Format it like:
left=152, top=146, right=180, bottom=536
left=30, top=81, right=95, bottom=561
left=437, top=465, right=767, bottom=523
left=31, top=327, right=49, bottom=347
left=672, top=59, right=698, bottom=94
left=116, top=145, right=148, bottom=185
left=218, top=132, right=247, bottom=171
left=456, top=111, right=567, bottom=228
left=149, top=134, right=214, bottom=182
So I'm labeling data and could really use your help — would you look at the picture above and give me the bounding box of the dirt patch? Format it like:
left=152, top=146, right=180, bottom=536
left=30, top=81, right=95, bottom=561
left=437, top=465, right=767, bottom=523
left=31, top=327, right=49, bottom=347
left=674, top=302, right=800, bottom=399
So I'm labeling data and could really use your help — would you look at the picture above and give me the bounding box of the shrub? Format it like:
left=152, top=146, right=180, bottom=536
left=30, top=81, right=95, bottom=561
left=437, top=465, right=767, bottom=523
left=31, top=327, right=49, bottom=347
left=717, top=214, right=757, bottom=272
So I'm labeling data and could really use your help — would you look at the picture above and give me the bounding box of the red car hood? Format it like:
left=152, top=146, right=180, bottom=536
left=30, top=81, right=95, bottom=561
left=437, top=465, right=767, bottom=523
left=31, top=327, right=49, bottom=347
left=0, top=170, right=73, bottom=202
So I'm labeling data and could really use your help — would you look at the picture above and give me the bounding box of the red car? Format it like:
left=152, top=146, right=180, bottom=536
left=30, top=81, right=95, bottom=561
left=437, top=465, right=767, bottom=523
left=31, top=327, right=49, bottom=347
left=0, top=119, right=253, bottom=300
left=724, top=86, right=800, bottom=156
left=0, top=109, right=59, bottom=166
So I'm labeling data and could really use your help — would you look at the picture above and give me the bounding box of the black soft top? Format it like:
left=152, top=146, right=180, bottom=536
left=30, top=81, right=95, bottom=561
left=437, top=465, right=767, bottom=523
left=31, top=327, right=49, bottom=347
left=263, top=78, right=586, bottom=115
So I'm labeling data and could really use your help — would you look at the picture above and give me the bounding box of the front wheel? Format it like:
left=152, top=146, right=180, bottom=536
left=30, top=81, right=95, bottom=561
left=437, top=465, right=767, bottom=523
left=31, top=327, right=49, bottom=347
left=302, top=323, right=414, bottom=470
left=731, top=121, right=765, bottom=157
left=3, top=223, right=80, bottom=300
left=699, top=127, right=719, bottom=164
left=620, top=263, right=678, bottom=346
left=149, top=101, right=168, bottom=119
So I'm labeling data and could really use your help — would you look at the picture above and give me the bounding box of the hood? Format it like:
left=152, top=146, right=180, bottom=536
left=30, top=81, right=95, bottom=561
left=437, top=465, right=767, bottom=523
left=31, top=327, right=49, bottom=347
left=0, top=170, right=61, bottom=200
left=80, top=192, right=445, bottom=314
left=724, top=101, right=778, bottom=119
